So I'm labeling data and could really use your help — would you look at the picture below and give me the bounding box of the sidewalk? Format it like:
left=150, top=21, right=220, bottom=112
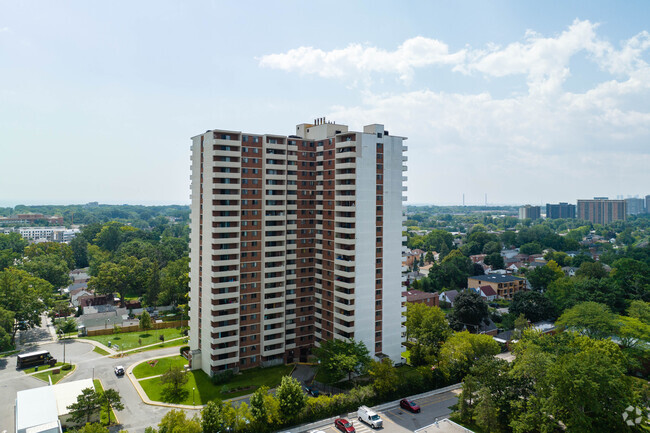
left=75, top=335, right=187, bottom=358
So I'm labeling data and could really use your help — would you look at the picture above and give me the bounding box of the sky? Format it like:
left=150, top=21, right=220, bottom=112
left=1, top=1, right=649, bottom=207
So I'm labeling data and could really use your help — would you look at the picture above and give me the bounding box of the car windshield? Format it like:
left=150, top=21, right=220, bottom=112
left=343, top=422, right=352, bottom=427
left=370, top=415, right=380, bottom=420
left=409, top=401, right=416, bottom=405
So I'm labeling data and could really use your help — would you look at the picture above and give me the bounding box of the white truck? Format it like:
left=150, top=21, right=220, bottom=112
left=358, top=405, right=383, bottom=429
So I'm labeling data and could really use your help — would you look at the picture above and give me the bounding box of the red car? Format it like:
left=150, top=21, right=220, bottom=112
left=334, top=418, right=356, bottom=433
left=400, top=398, right=421, bottom=413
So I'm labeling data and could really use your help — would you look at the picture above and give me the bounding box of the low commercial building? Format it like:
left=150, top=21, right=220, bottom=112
left=15, top=378, right=97, bottom=433
left=467, top=274, right=526, bottom=300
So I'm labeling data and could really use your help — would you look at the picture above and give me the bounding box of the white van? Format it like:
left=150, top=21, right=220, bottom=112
left=358, top=405, right=383, bottom=429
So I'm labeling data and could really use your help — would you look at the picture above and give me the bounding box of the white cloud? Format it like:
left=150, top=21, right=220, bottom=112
left=258, top=36, right=465, bottom=83
left=259, top=20, right=650, bottom=203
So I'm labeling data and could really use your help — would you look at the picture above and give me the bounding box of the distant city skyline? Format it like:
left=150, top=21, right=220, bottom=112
left=1, top=1, right=649, bottom=206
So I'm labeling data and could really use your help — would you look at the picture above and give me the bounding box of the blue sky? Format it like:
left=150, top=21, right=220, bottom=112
left=1, top=1, right=649, bottom=206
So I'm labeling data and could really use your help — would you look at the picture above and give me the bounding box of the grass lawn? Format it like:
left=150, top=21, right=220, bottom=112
left=401, top=350, right=411, bottom=364
left=33, top=365, right=76, bottom=384
left=123, top=338, right=187, bottom=355
left=139, top=364, right=293, bottom=405
left=94, top=379, right=118, bottom=425
left=93, top=346, right=110, bottom=356
left=23, top=362, right=64, bottom=374
left=83, top=327, right=185, bottom=351
left=132, top=355, right=189, bottom=379
left=0, top=350, right=19, bottom=358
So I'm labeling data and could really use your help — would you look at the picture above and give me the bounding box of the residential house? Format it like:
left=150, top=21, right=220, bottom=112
left=475, top=285, right=498, bottom=301
left=402, top=289, right=439, bottom=307
left=439, top=289, right=459, bottom=307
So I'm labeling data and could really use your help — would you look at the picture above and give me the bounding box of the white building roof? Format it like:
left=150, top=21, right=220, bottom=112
left=52, top=378, right=94, bottom=417
left=15, top=386, right=60, bottom=433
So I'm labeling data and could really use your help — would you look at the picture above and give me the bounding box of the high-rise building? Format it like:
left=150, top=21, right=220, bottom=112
left=546, top=202, right=576, bottom=219
left=625, top=198, right=645, bottom=216
left=188, top=120, right=407, bottom=376
left=646, top=195, right=650, bottom=214
left=519, top=205, right=541, bottom=220
left=577, top=198, right=626, bottom=224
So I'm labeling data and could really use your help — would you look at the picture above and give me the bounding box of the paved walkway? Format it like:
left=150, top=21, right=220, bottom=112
left=74, top=336, right=187, bottom=357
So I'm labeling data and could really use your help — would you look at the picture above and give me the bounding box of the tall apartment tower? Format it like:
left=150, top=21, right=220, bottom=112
left=188, top=120, right=407, bottom=376
left=518, top=205, right=541, bottom=220
left=546, top=202, right=576, bottom=219
left=625, top=197, right=645, bottom=216
left=577, top=198, right=626, bottom=224
left=646, top=195, right=650, bottom=214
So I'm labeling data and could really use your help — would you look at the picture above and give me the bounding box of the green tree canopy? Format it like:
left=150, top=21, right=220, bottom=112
left=275, top=376, right=305, bottom=421
left=509, top=290, right=556, bottom=323
left=448, top=290, right=489, bottom=333
left=556, top=301, right=618, bottom=340
left=314, top=338, right=372, bottom=382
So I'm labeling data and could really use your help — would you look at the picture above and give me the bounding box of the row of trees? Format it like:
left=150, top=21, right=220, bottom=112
left=455, top=330, right=648, bottom=433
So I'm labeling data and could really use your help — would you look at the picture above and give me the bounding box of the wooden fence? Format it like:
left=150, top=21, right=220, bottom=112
left=86, top=320, right=188, bottom=337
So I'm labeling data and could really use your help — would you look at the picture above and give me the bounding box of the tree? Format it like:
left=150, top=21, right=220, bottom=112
left=556, top=302, right=617, bottom=340
left=21, top=255, right=71, bottom=288
left=425, top=251, right=434, bottom=263
left=70, top=236, right=89, bottom=268
left=249, top=386, right=279, bottom=429
left=474, top=387, right=500, bottom=432
left=221, top=401, right=251, bottom=432
left=457, top=375, right=477, bottom=423
left=527, top=261, right=563, bottom=291
left=56, top=317, right=78, bottom=336
left=482, top=240, right=502, bottom=255
left=448, top=290, right=489, bottom=333
left=99, top=388, right=124, bottom=425
left=509, top=291, right=556, bottom=323
left=438, top=331, right=500, bottom=379
left=24, top=242, right=75, bottom=270
left=201, top=400, right=224, bottom=433
left=0, top=268, right=53, bottom=343
left=404, top=303, right=450, bottom=351
left=617, top=315, right=650, bottom=350
left=575, top=261, right=608, bottom=279
left=369, top=358, right=398, bottom=397
left=159, top=257, right=190, bottom=306
left=0, top=232, right=28, bottom=254
left=140, top=311, right=152, bottom=332
left=519, top=242, right=542, bottom=255
left=89, top=256, right=155, bottom=307
left=313, top=338, right=372, bottom=382
left=628, top=300, right=650, bottom=323
left=71, top=424, right=110, bottom=433
left=67, top=387, right=102, bottom=424
left=513, top=314, right=529, bottom=339
left=275, top=376, right=305, bottom=421
left=484, top=252, right=504, bottom=269
left=160, top=366, right=188, bottom=400
left=157, top=409, right=201, bottom=433
left=0, top=306, right=14, bottom=351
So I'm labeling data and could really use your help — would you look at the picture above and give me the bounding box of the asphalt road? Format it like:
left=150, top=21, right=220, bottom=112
left=0, top=318, right=192, bottom=433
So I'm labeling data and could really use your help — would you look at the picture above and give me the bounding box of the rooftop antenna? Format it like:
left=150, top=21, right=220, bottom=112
left=463, top=193, right=465, bottom=207
left=485, top=193, right=487, bottom=206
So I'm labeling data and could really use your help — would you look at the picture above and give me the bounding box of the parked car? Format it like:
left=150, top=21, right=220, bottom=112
left=358, top=405, right=383, bottom=429
left=114, top=365, right=125, bottom=376
left=305, top=385, right=320, bottom=397
left=334, top=418, right=356, bottom=433
left=400, top=398, right=421, bottom=413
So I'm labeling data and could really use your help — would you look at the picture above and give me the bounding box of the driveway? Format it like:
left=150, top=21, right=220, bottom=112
left=0, top=339, right=193, bottom=433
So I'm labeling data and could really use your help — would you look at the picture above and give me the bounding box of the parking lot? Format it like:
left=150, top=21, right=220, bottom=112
left=303, top=389, right=460, bottom=433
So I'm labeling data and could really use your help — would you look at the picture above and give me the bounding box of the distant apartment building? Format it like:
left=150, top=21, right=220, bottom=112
left=13, top=227, right=79, bottom=243
left=0, top=213, right=63, bottom=225
left=577, top=198, right=626, bottom=224
left=625, top=198, right=645, bottom=216
left=467, top=274, right=526, bottom=300
left=519, top=205, right=541, bottom=220
left=546, top=202, right=576, bottom=219
left=647, top=195, right=650, bottom=214
left=188, top=119, right=407, bottom=375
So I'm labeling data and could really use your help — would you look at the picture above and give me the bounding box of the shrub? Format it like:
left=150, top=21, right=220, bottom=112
left=180, top=346, right=190, bottom=356
left=211, top=369, right=234, bottom=385
left=62, top=363, right=72, bottom=371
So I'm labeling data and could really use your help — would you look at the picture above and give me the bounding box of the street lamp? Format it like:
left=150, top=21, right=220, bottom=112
left=192, top=387, right=195, bottom=406
left=59, top=330, right=66, bottom=365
